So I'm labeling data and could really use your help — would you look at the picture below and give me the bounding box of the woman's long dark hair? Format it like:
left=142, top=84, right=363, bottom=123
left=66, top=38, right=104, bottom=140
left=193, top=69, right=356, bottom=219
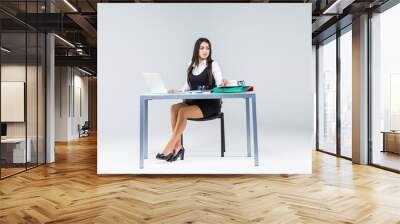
left=187, top=38, right=213, bottom=88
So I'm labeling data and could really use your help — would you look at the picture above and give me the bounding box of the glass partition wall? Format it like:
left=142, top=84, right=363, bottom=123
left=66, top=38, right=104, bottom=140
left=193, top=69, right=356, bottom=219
left=317, top=0, right=400, bottom=172
left=0, top=31, right=28, bottom=177
left=0, top=2, right=46, bottom=179
left=370, top=3, right=400, bottom=172
left=316, top=27, right=353, bottom=159
left=317, top=36, right=337, bottom=155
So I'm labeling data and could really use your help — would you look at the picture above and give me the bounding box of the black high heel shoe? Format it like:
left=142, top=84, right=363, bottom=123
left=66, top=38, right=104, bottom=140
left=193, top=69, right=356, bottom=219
left=156, top=153, right=166, bottom=160
left=167, top=147, right=185, bottom=162
left=156, top=151, right=175, bottom=160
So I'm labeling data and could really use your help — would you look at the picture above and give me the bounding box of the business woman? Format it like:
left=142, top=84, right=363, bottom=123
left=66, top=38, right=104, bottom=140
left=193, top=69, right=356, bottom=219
left=156, top=37, right=228, bottom=162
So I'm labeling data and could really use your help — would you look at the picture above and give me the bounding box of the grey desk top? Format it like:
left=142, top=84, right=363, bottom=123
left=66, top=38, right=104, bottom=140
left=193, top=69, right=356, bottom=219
left=1, top=138, right=30, bottom=143
left=140, top=91, right=255, bottom=100
left=381, top=131, right=400, bottom=134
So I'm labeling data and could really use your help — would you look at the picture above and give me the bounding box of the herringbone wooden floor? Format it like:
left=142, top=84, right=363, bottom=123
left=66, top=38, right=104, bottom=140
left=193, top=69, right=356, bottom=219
left=1, top=135, right=400, bottom=224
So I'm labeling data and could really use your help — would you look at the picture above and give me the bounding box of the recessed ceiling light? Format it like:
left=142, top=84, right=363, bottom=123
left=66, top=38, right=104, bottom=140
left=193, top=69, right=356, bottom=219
left=63, top=0, right=78, bottom=12
left=322, top=0, right=354, bottom=15
left=54, top=34, right=75, bottom=48
left=78, top=67, right=93, bottom=76
left=1, top=47, right=11, bottom=53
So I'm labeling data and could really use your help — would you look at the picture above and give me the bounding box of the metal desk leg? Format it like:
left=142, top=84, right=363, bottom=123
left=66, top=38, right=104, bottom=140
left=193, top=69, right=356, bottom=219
left=139, top=97, right=145, bottom=169
left=251, top=95, right=259, bottom=166
left=144, top=100, right=149, bottom=159
left=245, top=97, right=252, bottom=157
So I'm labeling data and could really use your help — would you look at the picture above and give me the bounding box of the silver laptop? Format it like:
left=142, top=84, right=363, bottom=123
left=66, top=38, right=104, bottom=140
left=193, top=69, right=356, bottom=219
left=142, top=72, right=168, bottom=94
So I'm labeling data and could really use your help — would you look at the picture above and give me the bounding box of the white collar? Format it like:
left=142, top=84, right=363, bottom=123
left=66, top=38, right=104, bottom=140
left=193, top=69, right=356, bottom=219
left=195, top=59, right=207, bottom=67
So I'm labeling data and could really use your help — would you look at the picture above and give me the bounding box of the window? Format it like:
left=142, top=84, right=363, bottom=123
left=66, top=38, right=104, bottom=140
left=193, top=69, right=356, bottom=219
left=318, top=36, right=337, bottom=154
left=371, top=3, right=400, bottom=171
left=339, top=29, right=352, bottom=158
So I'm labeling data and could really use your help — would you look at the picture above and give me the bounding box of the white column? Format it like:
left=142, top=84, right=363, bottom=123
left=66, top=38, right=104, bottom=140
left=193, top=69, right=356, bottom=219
left=55, top=67, right=74, bottom=141
left=45, top=0, right=56, bottom=163
left=352, top=14, right=369, bottom=164
left=46, top=33, right=55, bottom=163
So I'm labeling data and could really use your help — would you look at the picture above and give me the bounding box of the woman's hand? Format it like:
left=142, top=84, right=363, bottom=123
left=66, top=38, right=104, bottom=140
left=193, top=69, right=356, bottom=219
left=168, top=89, right=177, bottom=93
left=220, top=79, right=229, bottom=87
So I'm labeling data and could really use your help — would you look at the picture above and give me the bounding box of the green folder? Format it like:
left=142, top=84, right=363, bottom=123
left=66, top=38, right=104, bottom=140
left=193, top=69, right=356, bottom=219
left=212, top=86, right=249, bottom=93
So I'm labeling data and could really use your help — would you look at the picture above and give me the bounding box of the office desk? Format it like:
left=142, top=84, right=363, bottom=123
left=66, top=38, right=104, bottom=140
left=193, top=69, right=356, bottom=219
left=1, top=138, right=32, bottom=164
left=381, top=131, right=400, bottom=154
left=139, top=92, right=259, bottom=169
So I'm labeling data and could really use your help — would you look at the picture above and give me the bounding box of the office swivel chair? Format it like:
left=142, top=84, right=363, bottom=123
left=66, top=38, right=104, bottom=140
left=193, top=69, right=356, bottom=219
left=78, top=121, right=90, bottom=138
left=181, top=111, right=226, bottom=157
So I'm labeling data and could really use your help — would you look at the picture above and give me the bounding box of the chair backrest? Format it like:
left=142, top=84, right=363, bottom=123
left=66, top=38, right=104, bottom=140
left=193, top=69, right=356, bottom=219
left=82, top=121, right=90, bottom=129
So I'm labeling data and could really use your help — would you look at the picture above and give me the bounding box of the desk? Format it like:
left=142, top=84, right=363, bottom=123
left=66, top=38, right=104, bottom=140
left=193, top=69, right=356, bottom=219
left=381, top=131, right=400, bottom=154
left=139, top=92, right=259, bottom=169
left=1, top=138, right=31, bottom=163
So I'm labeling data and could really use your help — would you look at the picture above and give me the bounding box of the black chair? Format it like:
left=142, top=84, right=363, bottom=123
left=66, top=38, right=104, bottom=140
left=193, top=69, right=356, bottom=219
left=181, top=112, right=226, bottom=157
left=78, top=121, right=90, bottom=138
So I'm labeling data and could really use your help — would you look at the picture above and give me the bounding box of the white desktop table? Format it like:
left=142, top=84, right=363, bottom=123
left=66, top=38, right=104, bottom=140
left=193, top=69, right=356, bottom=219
left=139, top=91, right=259, bottom=169
left=1, top=138, right=32, bottom=163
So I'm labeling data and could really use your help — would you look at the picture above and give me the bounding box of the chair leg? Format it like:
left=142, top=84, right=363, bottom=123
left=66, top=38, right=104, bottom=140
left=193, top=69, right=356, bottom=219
left=221, top=114, right=225, bottom=157
left=181, top=134, right=183, bottom=148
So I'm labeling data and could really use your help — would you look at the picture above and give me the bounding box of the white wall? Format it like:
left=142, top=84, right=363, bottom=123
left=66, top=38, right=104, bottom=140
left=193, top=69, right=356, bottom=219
left=55, top=67, right=89, bottom=141
left=1, top=65, right=26, bottom=125
left=72, top=73, right=89, bottom=138
left=98, top=3, right=313, bottom=174
left=55, top=67, right=69, bottom=141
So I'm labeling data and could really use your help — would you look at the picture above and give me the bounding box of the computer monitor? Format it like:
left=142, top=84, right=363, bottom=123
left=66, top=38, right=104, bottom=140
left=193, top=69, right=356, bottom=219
left=1, top=123, right=7, bottom=137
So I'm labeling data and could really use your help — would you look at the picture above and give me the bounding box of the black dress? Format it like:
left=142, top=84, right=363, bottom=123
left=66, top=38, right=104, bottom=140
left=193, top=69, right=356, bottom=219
left=184, top=67, right=221, bottom=118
